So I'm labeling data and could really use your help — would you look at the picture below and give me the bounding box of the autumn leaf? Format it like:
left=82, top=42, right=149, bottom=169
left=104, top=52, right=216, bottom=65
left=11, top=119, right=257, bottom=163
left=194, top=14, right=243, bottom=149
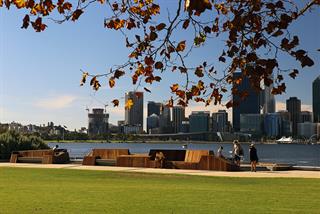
left=144, top=56, right=154, bottom=66
left=21, top=14, right=30, bottom=29
left=154, top=61, right=163, bottom=70
left=125, top=98, right=134, bottom=109
left=176, top=40, right=186, bottom=52
left=98, top=0, right=105, bottom=4
left=112, top=99, right=119, bottom=107
left=182, top=19, right=190, bottom=29
left=185, top=0, right=212, bottom=16
left=170, top=84, right=179, bottom=92
left=80, top=72, right=89, bottom=86
left=289, top=69, right=299, bottom=79
left=149, top=31, right=158, bottom=41
left=156, top=23, right=166, bottom=31
left=154, top=76, right=162, bottom=82
left=225, top=101, right=233, bottom=108
left=109, top=77, right=115, bottom=88
left=71, top=9, right=83, bottom=21
left=31, top=17, right=47, bottom=32
left=13, top=0, right=26, bottom=9
left=194, top=67, right=204, bottom=77
left=114, top=69, right=125, bottom=79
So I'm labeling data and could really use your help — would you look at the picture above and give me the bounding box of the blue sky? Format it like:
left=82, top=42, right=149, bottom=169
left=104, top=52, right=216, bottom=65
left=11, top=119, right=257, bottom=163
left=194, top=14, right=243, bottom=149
left=0, top=1, right=319, bottom=130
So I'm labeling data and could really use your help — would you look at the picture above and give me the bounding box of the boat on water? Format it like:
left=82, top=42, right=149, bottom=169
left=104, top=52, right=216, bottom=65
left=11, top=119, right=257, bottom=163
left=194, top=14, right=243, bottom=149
left=276, top=136, right=293, bottom=144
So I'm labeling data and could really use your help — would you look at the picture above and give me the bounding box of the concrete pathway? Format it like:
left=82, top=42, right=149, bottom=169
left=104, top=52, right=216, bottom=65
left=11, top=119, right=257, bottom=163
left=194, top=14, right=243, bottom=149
left=0, top=163, right=319, bottom=179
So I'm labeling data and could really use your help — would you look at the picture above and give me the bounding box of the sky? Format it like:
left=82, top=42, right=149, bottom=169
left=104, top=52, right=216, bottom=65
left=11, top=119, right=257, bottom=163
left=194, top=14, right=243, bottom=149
left=0, top=1, right=319, bottom=130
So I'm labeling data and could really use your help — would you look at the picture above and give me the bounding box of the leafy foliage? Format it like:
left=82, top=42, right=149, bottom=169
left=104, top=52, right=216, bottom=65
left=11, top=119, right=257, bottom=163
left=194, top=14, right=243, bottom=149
left=2, top=0, right=319, bottom=108
left=0, top=131, right=49, bottom=159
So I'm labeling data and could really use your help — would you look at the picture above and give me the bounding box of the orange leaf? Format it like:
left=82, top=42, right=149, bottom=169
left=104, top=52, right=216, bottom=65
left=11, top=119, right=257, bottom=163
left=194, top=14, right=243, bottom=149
left=114, top=69, right=125, bottom=79
left=176, top=40, right=186, bottom=52
left=109, top=77, right=115, bottom=88
left=154, top=61, right=163, bottom=70
left=71, top=9, right=83, bottom=21
left=80, top=72, right=88, bottom=86
left=156, top=23, right=166, bottom=31
left=112, top=99, right=119, bottom=107
left=170, top=84, right=179, bottom=92
left=125, top=98, right=134, bottom=110
left=182, top=19, right=190, bottom=29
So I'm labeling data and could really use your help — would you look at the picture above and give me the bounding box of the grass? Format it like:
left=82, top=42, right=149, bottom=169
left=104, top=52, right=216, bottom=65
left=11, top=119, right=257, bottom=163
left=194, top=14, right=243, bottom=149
left=0, top=167, right=319, bottom=214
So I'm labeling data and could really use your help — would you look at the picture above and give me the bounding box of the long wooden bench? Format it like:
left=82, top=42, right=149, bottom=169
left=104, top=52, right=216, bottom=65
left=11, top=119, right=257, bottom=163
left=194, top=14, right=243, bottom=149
left=116, top=149, right=186, bottom=168
left=82, top=149, right=130, bottom=166
left=117, top=149, right=239, bottom=171
left=10, top=149, right=70, bottom=164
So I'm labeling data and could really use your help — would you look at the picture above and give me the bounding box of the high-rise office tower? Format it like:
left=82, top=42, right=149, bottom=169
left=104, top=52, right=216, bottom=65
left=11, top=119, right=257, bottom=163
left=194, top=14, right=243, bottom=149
left=262, top=84, right=276, bottom=114
left=313, top=75, right=320, bottom=122
left=147, top=101, right=162, bottom=116
left=212, top=110, right=228, bottom=132
left=125, top=91, right=144, bottom=127
left=159, top=104, right=172, bottom=133
left=232, top=72, right=261, bottom=131
left=286, top=97, right=301, bottom=136
left=172, top=106, right=185, bottom=133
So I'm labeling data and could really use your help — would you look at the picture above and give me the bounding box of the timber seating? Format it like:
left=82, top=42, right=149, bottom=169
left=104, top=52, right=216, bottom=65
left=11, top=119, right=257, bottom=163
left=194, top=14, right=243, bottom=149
left=116, top=149, right=186, bottom=168
left=10, top=149, right=70, bottom=164
left=117, top=149, right=239, bottom=171
left=82, top=149, right=130, bottom=166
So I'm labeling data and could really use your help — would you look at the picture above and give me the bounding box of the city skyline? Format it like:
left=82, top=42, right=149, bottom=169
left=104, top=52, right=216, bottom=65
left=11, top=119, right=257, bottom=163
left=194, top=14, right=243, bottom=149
left=0, top=2, right=319, bottom=130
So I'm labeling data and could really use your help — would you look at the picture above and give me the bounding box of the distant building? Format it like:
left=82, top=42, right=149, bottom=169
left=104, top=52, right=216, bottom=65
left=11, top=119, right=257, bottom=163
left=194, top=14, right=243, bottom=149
left=159, top=104, right=172, bottom=133
left=297, top=122, right=320, bottom=138
left=278, top=111, right=292, bottom=136
left=300, top=111, right=313, bottom=123
left=286, top=97, right=301, bottom=136
left=172, top=106, right=185, bottom=133
left=262, top=84, right=276, bottom=114
left=240, top=114, right=262, bottom=134
left=232, top=72, right=261, bottom=131
left=88, top=108, right=109, bottom=135
left=125, top=91, right=144, bottom=127
left=147, top=101, right=162, bottom=117
left=212, top=110, right=228, bottom=132
left=189, top=111, right=210, bottom=133
left=313, top=75, right=320, bottom=122
left=122, top=125, right=142, bottom=134
left=147, top=114, right=159, bottom=133
left=181, top=120, right=190, bottom=133
left=264, top=113, right=282, bottom=137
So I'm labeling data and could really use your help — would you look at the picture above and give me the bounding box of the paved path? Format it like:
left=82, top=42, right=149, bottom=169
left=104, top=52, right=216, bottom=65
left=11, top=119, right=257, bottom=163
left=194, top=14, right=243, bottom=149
left=1, top=163, right=319, bottom=178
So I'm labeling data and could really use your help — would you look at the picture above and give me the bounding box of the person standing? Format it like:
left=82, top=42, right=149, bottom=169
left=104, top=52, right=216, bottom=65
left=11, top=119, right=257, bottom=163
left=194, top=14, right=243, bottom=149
left=232, top=140, right=241, bottom=166
left=249, top=144, right=259, bottom=172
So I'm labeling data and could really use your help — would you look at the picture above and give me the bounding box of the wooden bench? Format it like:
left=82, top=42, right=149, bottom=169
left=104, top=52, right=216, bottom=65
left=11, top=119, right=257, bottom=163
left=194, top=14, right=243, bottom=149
left=10, top=149, right=70, bottom=164
left=116, top=149, right=186, bottom=168
left=171, top=150, right=214, bottom=170
left=82, top=149, right=130, bottom=166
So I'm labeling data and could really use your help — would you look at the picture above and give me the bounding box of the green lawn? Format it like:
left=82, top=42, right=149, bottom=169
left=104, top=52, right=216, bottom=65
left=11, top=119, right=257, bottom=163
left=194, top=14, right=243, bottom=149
left=0, top=168, right=319, bottom=214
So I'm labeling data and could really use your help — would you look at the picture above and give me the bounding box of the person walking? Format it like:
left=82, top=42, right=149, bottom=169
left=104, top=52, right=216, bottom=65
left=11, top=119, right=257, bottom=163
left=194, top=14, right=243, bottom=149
left=249, top=144, right=259, bottom=172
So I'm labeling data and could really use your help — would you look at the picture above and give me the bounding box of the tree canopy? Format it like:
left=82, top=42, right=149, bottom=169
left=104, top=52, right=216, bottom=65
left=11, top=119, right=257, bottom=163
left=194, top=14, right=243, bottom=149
left=1, top=0, right=319, bottom=109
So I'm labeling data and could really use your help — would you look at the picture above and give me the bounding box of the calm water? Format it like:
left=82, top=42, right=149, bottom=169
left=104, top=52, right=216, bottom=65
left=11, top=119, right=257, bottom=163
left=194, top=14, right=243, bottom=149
left=48, top=142, right=320, bottom=166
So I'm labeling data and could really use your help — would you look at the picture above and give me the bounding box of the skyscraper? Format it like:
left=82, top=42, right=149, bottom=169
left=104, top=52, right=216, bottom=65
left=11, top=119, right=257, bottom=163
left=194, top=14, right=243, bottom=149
left=232, top=72, right=261, bottom=131
left=172, top=106, right=185, bottom=133
left=313, top=75, right=320, bottom=122
left=125, top=91, right=144, bottom=127
left=159, top=104, right=172, bottom=133
left=262, top=84, right=276, bottom=114
left=212, top=110, right=228, bottom=132
left=147, top=101, right=162, bottom=116
left=189, top=111, right=210, bottom=133
left=286, top=97, right=301, bottom=136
